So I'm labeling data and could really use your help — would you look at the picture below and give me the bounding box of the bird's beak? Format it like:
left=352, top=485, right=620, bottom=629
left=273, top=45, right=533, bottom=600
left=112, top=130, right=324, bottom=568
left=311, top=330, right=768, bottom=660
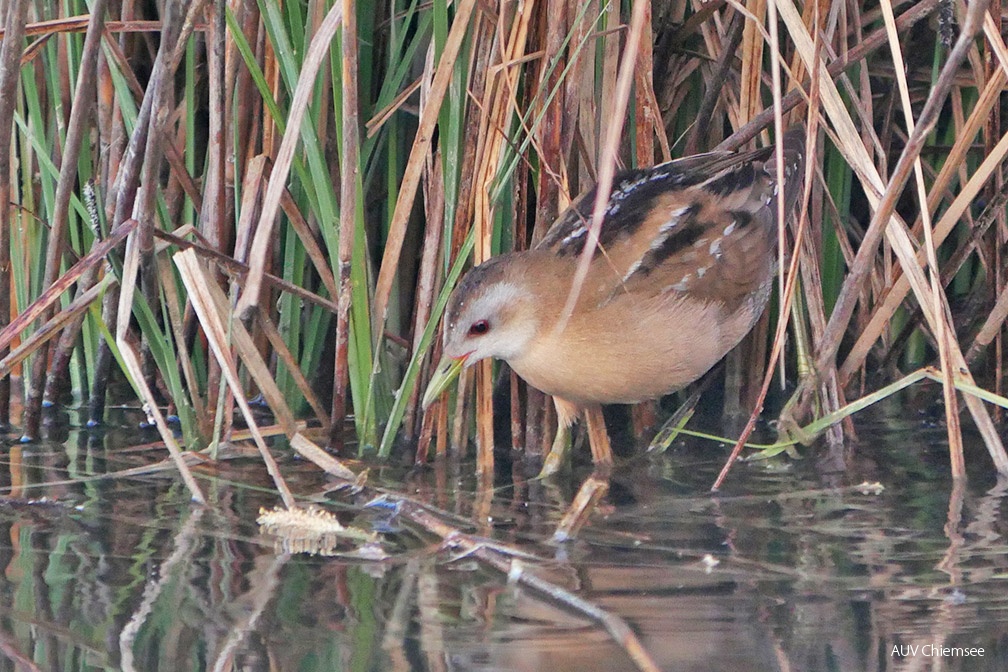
left=422, top=354, right=469, bottom=409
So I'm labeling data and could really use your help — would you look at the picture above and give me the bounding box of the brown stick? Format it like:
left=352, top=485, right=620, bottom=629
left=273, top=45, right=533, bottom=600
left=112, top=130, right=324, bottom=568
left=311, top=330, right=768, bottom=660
left=329, top=0, right=360, bottom=448
left=88, top=6, right=162, bottom=426
left=23, top=0, right=108, bottom=420
left=404, top=502, right=661, bottom=672
left=0, top=221, right=136, bottom=353
left=200, top=0, right=227, bottom=416
left=0, top=0, right=30, bottom=427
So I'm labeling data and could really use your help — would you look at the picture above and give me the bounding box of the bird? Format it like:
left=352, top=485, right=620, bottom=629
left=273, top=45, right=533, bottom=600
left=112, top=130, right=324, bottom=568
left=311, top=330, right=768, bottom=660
left=423, top=129, right=805, bottom=476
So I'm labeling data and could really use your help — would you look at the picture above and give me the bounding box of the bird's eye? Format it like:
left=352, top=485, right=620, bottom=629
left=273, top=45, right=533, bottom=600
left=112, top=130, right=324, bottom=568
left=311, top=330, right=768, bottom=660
left=468, top=320, right=490, bottom=336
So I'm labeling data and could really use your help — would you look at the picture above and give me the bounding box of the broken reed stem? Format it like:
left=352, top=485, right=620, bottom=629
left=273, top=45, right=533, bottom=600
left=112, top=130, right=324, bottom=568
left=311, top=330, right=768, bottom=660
left=330, top=0, right=359, bottom=447
left=175, top=248, right=296, bottom=508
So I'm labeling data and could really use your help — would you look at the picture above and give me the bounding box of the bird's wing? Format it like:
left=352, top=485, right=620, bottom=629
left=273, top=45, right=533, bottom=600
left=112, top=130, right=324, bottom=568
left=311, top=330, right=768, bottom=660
left=537, top=132, right=804, bottom=311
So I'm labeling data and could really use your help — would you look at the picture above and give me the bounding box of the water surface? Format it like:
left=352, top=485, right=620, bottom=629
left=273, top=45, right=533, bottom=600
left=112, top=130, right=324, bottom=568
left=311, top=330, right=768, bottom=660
left=1, top=398, right=1007, bottom=671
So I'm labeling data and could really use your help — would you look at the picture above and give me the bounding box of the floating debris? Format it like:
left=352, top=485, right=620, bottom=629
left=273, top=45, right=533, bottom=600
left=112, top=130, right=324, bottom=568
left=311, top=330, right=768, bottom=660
left=257, top=506, right=378, bottom=557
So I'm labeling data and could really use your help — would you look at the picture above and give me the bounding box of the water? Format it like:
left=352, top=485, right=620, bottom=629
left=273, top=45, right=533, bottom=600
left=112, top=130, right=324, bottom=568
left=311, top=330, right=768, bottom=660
left=2, top=398, right=1008, bottom=671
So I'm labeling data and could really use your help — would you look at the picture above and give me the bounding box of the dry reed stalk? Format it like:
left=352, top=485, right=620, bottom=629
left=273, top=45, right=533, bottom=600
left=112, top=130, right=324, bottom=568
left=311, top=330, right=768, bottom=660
left=236, top=1, right=344, bottom=319
left=632, top=2, right=663, bottom=161
left=256, top=304, right=331, bottom=430
left=175, top=248, right=296, bottom=507
left=0, top=221, right=135, bottom=352
left=133, top=1, right=189, bottom=410
left=781, top=0, right=1008, bottom=474
left=839, top=114, right=1008, bottom=386
left=572, top=1, right=598, bottom=189
left=0, top=16, right=166, bottom=40
left=26, top=0, right=106, bottom=417
left=117, top=236, right=207, bottom=504
left=880, top=0, right=964, bottom=474
left=969, top=278, right=1008, bottom=364
left=228, top=0, right=259, bottom=176
left=96, top=36, right=123, bottom=197
left=233, top=155, right=268, bottom=263
left=330, top=0, right=360, bottom=447
left=364, top=75, right=422, bottom=138
left=155, top=256, right=207, bottom=426
left=796, top=56, right=846, bottom=445
left=451, top=366, right=470, bottom=452
left=739, top=0, right=766, bottom=126
left=371, top=0, right=478, bottom=334
left=471, top=0, right=536, bottom=479
left=552, top=474, right=609, bottom=542
left=434, top=390, right=448, bottom=458
left=406, top=149, right=445, bottom=442
left=721, top=0, right=942, bottom=151
left=0, top=277, right=112, bottom=381
left=153, top=226, right=340, bottom=313
left=599, top=0, right=620, bottom=157
left=202, top=0, right=228, bottom=255
left=0, top=0, right=29, bottom=428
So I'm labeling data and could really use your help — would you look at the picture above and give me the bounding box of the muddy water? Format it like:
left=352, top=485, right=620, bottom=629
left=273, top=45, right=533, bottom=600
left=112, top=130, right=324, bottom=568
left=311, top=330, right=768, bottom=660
left=1, top=399, right=1007, bottom=671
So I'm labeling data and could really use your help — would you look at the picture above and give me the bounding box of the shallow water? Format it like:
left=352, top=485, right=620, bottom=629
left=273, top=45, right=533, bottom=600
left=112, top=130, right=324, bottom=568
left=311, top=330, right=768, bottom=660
left=2, top=398, right=1008, bottom=672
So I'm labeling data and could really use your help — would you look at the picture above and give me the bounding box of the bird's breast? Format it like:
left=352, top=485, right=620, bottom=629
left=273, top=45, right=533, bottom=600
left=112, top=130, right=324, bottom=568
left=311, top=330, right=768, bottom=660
left=506, top=293, right=763, bottom=406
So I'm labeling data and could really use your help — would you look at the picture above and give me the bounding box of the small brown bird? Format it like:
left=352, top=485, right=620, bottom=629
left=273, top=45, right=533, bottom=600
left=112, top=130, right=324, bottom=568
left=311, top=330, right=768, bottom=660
left=424, top=130, right=805, bottom=474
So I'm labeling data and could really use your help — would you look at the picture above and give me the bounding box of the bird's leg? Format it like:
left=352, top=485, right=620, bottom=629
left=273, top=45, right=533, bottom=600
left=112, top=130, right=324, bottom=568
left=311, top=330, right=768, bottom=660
left=583, top=404, right=613, bottom=470
left=538, top=398, right=579, bottom=477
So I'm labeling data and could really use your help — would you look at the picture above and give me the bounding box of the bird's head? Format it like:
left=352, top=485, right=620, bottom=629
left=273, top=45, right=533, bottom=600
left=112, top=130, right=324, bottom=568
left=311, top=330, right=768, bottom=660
left=422, top=255, right=539, bottom=408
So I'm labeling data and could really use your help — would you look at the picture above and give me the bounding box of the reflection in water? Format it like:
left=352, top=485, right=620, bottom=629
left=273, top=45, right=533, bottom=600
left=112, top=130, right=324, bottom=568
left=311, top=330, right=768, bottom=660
left=1, top=400, right=1008, bottom=671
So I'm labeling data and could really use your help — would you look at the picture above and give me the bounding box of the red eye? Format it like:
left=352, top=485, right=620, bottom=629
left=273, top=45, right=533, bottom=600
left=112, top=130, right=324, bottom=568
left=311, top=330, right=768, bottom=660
left=468, top=320, right=490, bottom=336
